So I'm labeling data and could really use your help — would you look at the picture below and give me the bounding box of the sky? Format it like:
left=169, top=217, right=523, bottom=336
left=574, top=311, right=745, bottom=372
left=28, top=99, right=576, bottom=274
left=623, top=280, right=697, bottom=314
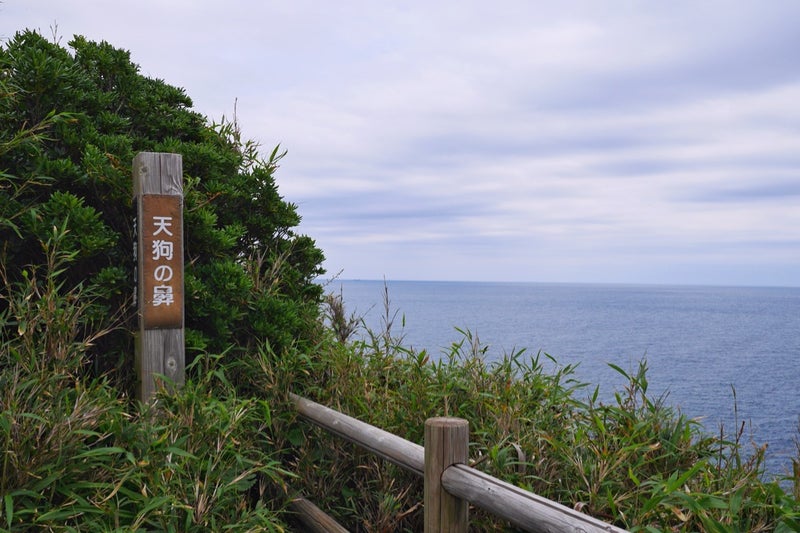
left=3, top=1, right=800, bottom=286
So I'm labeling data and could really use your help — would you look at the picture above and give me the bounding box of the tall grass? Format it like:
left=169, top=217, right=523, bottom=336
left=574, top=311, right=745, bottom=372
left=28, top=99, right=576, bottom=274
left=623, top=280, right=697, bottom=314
left=263, top=288, right=800, bottom=532
left=3, top=231, right=799, bottom=530
left=0, top=227, right=289, bottom=531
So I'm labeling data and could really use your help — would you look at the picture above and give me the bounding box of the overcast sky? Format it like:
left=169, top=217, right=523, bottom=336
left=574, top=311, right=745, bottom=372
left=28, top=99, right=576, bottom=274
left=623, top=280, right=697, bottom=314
left=4, top=1, right=800, bottom=286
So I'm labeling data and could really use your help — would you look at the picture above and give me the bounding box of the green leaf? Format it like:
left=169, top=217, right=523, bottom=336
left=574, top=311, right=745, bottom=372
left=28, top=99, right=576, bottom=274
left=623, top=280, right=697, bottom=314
left=166, top=446, right=197, bottom=460
left=4, top=493, right=13, bottom=528
left=628, top=465, right=640, bottom=486
left=729, top=488, right=743, bottom=515
left=133, top=495, right=173, bottom=524
left=607, top=362, right=630, bottom=380
left=75, top=446, right=127, bottom=459
left=287, top=427, right=305, bottom=447
left=664, top=461, right=705, bottom=493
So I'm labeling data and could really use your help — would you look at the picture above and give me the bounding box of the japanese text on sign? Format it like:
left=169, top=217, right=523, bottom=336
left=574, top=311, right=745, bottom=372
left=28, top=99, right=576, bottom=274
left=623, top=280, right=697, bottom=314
left=141, top=195, right=183, bottom=328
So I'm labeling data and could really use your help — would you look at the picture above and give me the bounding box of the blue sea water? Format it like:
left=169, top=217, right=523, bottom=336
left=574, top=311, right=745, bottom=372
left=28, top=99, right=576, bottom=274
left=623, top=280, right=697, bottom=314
left=329, top=279, right=800, bottom=479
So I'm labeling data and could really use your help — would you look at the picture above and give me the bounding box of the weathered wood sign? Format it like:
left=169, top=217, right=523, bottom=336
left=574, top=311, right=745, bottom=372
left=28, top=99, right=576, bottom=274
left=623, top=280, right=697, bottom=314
left=133, top=152, right=185, bottom=401
left=140, top=195, right=183, bottom=328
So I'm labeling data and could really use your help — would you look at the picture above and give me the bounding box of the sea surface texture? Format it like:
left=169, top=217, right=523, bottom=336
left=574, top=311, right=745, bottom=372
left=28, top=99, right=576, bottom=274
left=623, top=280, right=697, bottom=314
left=331, top=280, right=800, bottom=479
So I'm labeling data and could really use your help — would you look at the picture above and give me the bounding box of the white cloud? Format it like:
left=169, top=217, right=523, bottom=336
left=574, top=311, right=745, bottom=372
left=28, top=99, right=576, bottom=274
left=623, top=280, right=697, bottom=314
left=3, top=0, right=799, bottom=285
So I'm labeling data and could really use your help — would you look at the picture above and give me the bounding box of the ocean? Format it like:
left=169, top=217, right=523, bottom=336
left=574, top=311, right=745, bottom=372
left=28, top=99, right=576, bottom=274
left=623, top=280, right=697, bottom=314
left=328, top=279, right=800, bottom=479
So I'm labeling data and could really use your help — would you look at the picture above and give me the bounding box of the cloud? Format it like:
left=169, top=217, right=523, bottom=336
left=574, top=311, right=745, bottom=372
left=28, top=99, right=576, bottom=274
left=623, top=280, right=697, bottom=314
left=3, top=0, right=800, bottom=285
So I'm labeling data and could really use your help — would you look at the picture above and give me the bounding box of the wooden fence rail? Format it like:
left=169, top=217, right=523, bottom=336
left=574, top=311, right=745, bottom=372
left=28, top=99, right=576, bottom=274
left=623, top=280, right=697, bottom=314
left=289, top=392, right=628, bottom=533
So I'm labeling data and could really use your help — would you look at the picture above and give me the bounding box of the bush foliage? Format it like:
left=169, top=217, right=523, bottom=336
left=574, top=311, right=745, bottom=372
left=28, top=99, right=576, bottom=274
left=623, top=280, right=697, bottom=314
left=0, top=30, right=325, bottom=387
left=280, top=295, right=800, bottom=532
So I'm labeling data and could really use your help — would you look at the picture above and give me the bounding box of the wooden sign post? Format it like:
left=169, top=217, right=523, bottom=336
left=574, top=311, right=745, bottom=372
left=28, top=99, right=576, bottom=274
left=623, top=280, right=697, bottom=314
left=133, top=152, right=185, bottom=402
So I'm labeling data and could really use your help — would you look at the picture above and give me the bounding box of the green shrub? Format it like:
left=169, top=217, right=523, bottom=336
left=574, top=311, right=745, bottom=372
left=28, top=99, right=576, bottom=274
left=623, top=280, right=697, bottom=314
left=0, top=30, right=325, bottom=392
left=0, top=228, right=289, bottom=530
left=257, top=293, right=800, bottom=532
left=0, top=28, right=322, bottom=530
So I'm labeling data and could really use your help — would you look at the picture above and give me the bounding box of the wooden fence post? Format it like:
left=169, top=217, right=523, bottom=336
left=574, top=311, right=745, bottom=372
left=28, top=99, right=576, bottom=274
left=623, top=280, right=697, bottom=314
left=425, top=417, right=469, bottom=533
left=133, top=152, right=185, bottom=402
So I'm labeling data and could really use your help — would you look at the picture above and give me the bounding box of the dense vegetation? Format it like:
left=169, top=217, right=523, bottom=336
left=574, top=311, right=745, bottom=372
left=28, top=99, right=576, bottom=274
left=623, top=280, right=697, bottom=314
left=2, top=30, right=799, bottom=531
left=0, top=30, right=325, bottom=382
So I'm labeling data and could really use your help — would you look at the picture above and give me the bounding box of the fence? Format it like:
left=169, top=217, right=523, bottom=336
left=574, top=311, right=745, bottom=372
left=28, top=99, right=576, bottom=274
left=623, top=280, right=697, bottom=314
left=130, top=152, right=626, bottom=531
left=289, top=392, right=628, bottom=533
